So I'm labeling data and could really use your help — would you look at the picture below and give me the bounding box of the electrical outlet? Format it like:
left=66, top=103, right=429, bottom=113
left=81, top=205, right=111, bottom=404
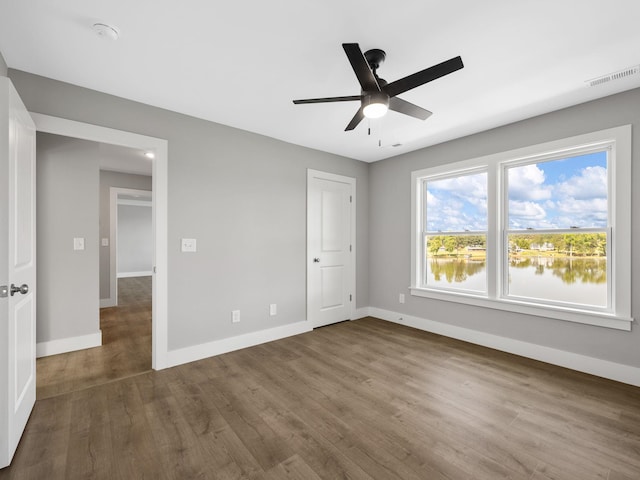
left=181, top=238, right=197, bottom=252
left=269, top=304, right=277, bottom=316
left=232, top=310, right=240, bottom=323
left=399, top=293, right=405, bottom=304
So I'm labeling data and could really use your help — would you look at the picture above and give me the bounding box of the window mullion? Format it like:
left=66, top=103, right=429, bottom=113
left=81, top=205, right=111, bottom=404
left=486, top=163, right=499, bottom=299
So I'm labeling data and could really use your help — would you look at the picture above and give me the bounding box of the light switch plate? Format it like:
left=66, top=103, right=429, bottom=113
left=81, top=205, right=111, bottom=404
left=101, top=238, right=109, bottom=247
left=181, top=238, right=197, bottom=252
left=73, top=237, right=85, bottom=251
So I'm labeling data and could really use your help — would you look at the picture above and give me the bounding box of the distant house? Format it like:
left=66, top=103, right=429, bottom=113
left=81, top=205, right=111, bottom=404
left=530, top=242, right=554, bottom=251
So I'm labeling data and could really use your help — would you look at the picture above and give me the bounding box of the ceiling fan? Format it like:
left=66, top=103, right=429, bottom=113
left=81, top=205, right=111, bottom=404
left=293, top=43, right=464, bottom=131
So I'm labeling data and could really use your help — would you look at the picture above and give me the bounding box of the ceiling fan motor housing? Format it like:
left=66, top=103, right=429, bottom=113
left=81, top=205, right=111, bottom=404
left=364, top=48, right=386, bottom=71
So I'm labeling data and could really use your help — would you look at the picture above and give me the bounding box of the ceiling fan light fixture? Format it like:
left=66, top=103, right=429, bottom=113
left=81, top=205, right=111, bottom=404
left=362, top=92, right=389, bottom=119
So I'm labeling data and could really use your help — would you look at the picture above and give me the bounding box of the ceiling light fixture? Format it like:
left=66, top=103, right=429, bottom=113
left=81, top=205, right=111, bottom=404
left=144, top=151, right=155, bottom=159
left=362, top=92, right=389, bottom=119
left=93, top=23, right=120, bottom=41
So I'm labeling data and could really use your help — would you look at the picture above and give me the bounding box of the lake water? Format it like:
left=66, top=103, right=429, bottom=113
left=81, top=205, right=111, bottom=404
left=426, top=256, right=607, bottom=307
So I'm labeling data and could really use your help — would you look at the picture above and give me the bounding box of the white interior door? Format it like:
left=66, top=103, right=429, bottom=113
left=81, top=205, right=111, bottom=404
left=0, top=77, right=36, bottom=468
left=307, top=169, right=355, bottom=328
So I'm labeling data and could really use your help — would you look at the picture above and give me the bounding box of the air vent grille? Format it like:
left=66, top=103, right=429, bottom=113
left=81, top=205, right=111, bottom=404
left=587, top=65, right=640, bottom=87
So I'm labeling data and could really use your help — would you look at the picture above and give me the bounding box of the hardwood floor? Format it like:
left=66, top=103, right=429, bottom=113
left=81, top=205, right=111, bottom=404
left=3, top=317, right=640, bottom=479
left=36, top=276, right=152, bottom=400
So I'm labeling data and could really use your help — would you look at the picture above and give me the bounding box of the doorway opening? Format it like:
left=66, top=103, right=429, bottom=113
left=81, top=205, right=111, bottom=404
left=30, top=114, right=168, bottom=391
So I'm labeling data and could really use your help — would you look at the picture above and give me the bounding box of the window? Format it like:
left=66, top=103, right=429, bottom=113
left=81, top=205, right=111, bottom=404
left=411, top=126, right=632, bottom=330
left=505, top=151, right=609, bottom=309
left=423, top=170, right=487, bottom=294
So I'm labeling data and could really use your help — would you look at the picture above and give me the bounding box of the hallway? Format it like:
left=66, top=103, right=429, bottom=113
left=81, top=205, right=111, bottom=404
left=36, top=276, right=152, bottom=399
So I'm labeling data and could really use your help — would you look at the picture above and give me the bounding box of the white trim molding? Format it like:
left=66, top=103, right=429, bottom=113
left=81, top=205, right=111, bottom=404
left=352, top=307, right=371, bottom=320
left=36, top=331, right=102, bottom=358
left=368, top=307, right=640, bottom=387
left=118, top=198, right=152, bottom=207
left=165, top=321, right=312, bottom=368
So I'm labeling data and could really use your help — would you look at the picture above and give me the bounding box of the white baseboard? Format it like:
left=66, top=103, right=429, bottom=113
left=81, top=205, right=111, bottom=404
left=117, top=271, right=152, bottom=278
left=352, top=307, right=371, bottom=320
left=100, top=297, right=116, bottom=308
left=368, top=307, right=640, bottom=387
left=165, top=321, right=312, bottom=369
left=36, top=331, right=102, bottom=358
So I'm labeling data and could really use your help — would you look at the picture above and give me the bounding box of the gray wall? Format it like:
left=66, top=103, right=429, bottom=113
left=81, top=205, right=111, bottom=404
left=99, top=171, right=152, bottom=299
left=369, top=87, right=640, bottom=369
left=117, top=203, right=153, bottom=275
left=36, top=133, right=100, bottom=342
left=0, top=50, right=7, bottom=77
left=11, top=70, right=369, bottom=351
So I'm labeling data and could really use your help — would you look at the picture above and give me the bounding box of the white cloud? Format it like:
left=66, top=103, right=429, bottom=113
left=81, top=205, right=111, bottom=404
left=429, top=173, right=487, bottom=201
left=557, top=166, right=607, bottom=200
left=508, top=164, right=551, bottom=201
left=427, top=173, right=487, bottom=231
left=509, top=200, right=547, bottom=220
left=557, top=197, right=607, bottom=214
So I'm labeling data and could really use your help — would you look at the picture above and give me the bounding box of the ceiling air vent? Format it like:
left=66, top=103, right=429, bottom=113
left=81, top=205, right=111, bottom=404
left=586, top=65, right=640, bottom=87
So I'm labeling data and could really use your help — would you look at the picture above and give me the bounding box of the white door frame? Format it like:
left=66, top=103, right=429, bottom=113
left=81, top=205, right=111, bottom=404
left=306, top=169, right=356, bottom=325
left=30, top=113, right=169, bottom=370
left=108, top=187, right=153, bottom=306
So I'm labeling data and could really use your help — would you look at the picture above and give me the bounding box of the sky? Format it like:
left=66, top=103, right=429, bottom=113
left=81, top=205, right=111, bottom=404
left=425, top=151, right=608, bottom=232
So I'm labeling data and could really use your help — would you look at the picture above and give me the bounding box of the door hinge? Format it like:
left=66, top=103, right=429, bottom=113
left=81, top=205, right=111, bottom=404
left=350, top=195, right=352, bottom=203
left=349, top=244, right=352, bottom=252
left=349, top=294, right=352, bottom=302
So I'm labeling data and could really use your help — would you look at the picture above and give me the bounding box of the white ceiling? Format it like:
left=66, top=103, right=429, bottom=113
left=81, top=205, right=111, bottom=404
left=98, top=143, right=152, bottom=176
left=1, top=0, right=639, bottom=162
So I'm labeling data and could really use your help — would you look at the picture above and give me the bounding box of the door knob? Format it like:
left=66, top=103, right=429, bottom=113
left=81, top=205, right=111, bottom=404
left=313, top=258, right=320, bottom=263
left=10, top=284, right=29, bottom=296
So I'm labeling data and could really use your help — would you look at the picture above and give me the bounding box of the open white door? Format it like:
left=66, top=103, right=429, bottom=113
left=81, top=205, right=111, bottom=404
left=0, top=77, right=36, bottom=469
left=307, top=169, right=355, bottom=328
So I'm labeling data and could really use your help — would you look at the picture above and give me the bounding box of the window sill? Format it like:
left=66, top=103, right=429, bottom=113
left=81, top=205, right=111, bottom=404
left=409, top=287, right=632, bottom=331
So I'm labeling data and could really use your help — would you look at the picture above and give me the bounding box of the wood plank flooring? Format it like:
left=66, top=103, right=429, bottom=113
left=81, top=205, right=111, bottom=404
left=36, top=276, right=152, bottom=399
left=2, top=317, right=639, bottom=479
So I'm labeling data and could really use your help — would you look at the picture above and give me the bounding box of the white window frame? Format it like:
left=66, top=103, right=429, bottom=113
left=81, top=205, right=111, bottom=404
left=410, top=125, right=632, bottom=331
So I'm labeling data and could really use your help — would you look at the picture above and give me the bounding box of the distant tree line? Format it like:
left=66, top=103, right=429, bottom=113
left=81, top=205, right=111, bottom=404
left=427, top=233, right=606, bottom=257
left=509, top=233, right=606, bottom=257
left=427, top=235, right=485, bottom=256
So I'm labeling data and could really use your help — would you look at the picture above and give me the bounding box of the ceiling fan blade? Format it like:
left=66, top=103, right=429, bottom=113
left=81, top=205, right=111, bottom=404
left=389, top=97, right=432, bottom=120
left=345, top=107, right=365, bottom=131
left=384, top=56, right=464, bottom=98
left=293, top=95, right=361, bottom=104
left=342, top=43, right=380, bottom=92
